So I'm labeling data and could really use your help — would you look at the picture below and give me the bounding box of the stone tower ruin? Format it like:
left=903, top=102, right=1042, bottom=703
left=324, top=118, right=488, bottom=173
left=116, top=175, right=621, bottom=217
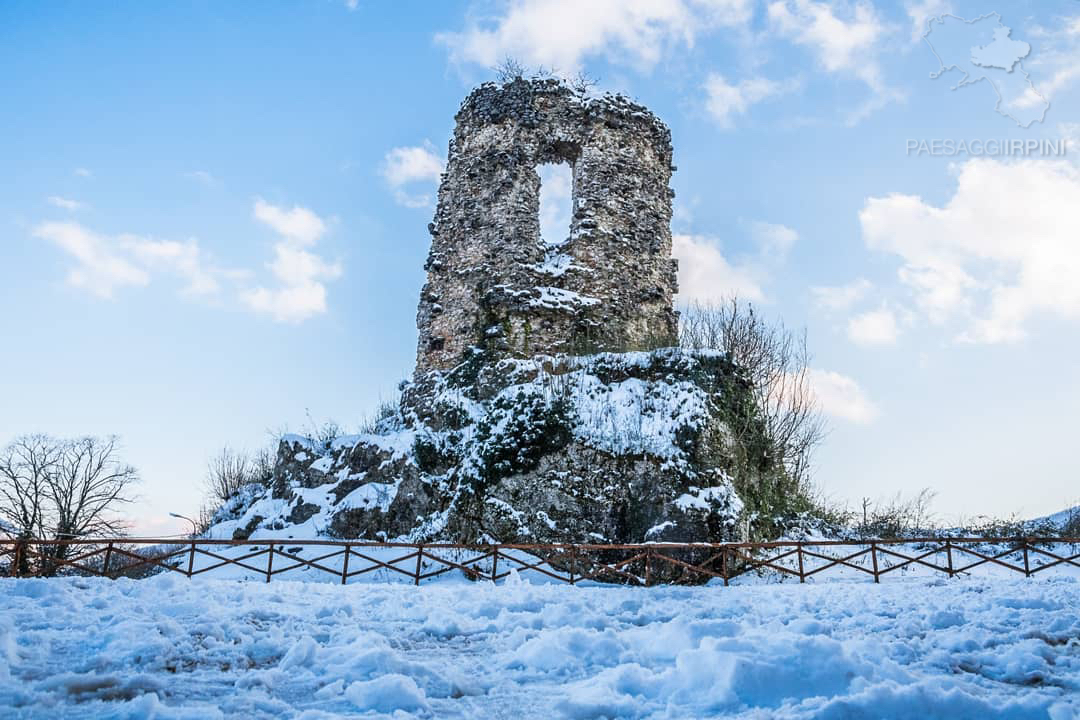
left=415, top=78, right=679, bottom=376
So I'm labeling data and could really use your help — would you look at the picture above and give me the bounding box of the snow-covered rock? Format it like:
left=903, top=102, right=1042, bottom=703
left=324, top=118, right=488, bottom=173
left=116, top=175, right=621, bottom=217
left=210, top=349, right=785, bottom=553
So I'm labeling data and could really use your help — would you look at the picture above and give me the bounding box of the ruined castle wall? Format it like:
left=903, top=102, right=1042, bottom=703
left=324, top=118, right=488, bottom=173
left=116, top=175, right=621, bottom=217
left=415, top=78, right=679, bottom=376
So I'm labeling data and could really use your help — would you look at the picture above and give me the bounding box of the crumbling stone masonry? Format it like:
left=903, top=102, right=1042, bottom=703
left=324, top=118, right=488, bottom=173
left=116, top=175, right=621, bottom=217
left=415, top=78, right=680, bottom=376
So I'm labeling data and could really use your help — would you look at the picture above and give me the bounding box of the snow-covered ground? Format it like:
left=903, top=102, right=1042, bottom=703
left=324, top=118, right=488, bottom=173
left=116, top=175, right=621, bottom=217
left=1, top=574, right=1077, bottom=719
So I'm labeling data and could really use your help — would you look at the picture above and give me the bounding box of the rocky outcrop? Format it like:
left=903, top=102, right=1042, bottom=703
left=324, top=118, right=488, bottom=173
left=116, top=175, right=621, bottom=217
left=207, top=78, right=775, bottom=549
left=211, top=349, right=776, bottom=546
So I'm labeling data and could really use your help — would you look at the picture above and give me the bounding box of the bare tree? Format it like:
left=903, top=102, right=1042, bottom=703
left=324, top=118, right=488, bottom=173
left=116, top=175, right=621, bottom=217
left=46, top=436, right=138, bottom=540
left=680, top=298, right=827, bottom=489
left=0, top=435, right=62, bottom=540
left=1, top=434, right=138, bottom=574
left=569, top=70, right=599, bottom=98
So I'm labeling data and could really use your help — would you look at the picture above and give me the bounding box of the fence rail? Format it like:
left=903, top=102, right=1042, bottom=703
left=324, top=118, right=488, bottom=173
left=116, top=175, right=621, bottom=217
left=2, top=537, right=1078, bottom=586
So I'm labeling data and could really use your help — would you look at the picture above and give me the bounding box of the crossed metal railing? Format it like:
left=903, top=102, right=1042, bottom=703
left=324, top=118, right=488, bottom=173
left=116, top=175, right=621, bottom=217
left=1, top=537, right=1078, bottom=585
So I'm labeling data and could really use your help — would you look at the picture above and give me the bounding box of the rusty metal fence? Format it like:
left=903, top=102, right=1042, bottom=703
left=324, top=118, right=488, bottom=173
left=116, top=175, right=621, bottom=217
left=2, top=537, right=1078, bottom=586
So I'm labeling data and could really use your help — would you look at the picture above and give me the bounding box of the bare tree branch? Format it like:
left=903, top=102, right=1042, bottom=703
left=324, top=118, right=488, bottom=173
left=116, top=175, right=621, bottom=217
left=680, top=298, right=827, bottom=491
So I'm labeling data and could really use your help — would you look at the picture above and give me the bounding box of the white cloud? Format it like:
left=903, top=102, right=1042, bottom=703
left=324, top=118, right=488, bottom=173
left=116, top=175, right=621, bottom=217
left=746, top=219, right=797, bottom=261
left=127, top=239, right=222, bottom=297
left=33, top=222, right=150, bottom=298
left=36, top=202, right=340, bottom=324
left=73, top=168, right=92, bottom=178
left=860, top=158, right=1080, bottom=343
left=807, top=368, right=878, bottom=423
left=437, top=0, right=752, bottom=72
left=345, top=0, right=359, bottom=9
left=1023, top=16, right=1080, bottom=103
left=253, top=198, right=327, bottom=246
left=672, top=234, right=766, bottom=303
left=811, top=277, right=872, bottom=311
left=673, top=221, right=797, bottom=304
left=704, top=73, right=796, bottom=128
left=904, top=0, right=949, bottom=43
left=244, top=200, right=342, bottom=323
left=381, top=143, right=444, bottom=208
left=847, top=306, right=899, bottom=345
left=47, top=196, right=84, bottom=211
left=767, top=0, right=902, bottom=121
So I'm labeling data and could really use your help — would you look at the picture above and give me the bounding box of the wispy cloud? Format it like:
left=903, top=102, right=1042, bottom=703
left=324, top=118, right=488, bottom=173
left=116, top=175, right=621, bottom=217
left=704, top=73, right=799, bottom=128
left=437, top=0, right=752, bottom=72
left=37, top=198, right=341, bottom=324
left=811, top=278, right=873, bottom=311
left=847, top=306, right=900, bottom=346
left=767, top=0, right=904, bottom=123
left=34, top=222, right=150, bottom=298
left=128, top=238, right=224, bottom=297
left=47, top=196, right=84, bottom=211
left=73, top=168, right=93, bottom=178
left=904, top=0, right=950, bottom=44
left=1025, top=13, right=1080, bottom=103
left=808, top=368, right=879, bottom=423
left=381, top=143, right=444, bottom=208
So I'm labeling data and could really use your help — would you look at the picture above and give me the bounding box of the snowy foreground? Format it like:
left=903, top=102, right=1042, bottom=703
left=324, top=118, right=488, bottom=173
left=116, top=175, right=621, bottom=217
left=1, top=575, right=1078, bottom=719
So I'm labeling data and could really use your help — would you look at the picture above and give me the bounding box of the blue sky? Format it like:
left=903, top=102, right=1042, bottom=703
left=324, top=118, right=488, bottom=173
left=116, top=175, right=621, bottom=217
left=2, top=0, right=1079, bottom=534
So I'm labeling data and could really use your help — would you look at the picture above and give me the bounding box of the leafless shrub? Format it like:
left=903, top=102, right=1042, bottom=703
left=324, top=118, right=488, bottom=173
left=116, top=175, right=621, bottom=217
left=205, top=447, right=252, bottom=506
left=357, top=397, right=401, bottom=434
left=303, top=411, right=342, bottom=454
left=495, top=56, right=526, bottom=83
left=250, top=445, right=275, bottom=486
left=569, top=70, right=599, bottom=97
left=857, top=489, right=938, bottom=538
left=680, top=298, right=827, bottom=490
left=200, top=443, right=277, bottom=532
left=1061, top=505, right=1080, bottom=538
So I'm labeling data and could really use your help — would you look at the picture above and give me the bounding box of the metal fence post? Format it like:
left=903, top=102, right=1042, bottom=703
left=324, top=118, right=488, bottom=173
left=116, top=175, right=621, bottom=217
left=341, top=544, right=351, bottom=585
left=414, top=544, right=423, bottom=586
left=265, top=545, right=274, bottom=583
left=721, top=546, right=729, bottom=587
left=569, top=546, right=577, bottom=585
left=491, top=547, right=499, bottom=583
left=11, top=539, right=25, bottom=578
left=1023, top=540, right=1031, bottom=577
left=644, top=548, right=652, bottom=587
left=945, top=539, right=954, bottom=578
left=797, top=542, right=805, bottom=583
left=871, top=542, right=880, bottom=583
left=102, top=542, right=114, bottom=579
left=186, top=541, right=196, bottom=578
